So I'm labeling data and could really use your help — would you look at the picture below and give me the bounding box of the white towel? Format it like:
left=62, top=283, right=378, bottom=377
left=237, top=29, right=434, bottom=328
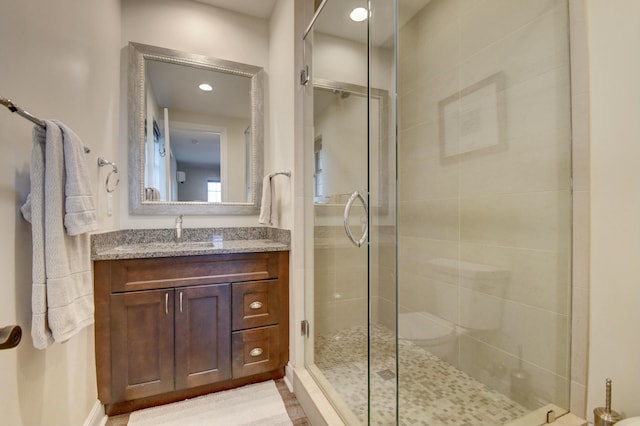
left=258, top=174, right=272, bottom=226
left=21, top=121, right=95, bottom=349
left=56, top=120, right=98, bottom=235
left=145, top=187, right=161, bottom=201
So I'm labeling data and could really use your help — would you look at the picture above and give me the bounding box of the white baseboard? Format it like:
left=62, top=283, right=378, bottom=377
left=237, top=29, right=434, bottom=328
left=83, top=400, right=107, bottom=426
left=284, top=362, right=294, bottom=392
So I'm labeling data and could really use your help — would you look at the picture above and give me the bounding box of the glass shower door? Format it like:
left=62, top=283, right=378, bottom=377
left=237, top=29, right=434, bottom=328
left=304, top=0, right=573, bottom=424
left=396, top=0, right=572, bottom=424
left=303, top=0, right=398, bottom=424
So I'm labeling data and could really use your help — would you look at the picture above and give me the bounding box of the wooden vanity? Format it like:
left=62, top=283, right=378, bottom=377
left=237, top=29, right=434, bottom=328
left=93, top=247, right=289, bottom=415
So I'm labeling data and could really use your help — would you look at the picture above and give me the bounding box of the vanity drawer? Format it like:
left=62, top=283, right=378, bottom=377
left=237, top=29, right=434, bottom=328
left=232, top=279, right=280, bottom=331
left=232, top=325, right=280, bottom=378
left=108, top=252, right=280, bottom=293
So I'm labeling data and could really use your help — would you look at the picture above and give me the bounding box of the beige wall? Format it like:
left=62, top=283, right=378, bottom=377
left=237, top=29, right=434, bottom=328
left=267, top=0, right=296, bottom=230
left=397, top=0, right=573, bottom=411
left=0, top=1, right=299, bottom=424
left=267, top=0, right=301, bottom=378
left=0, top=0, right=121, bottom=425
left=586, top=0, right=640, bottom=419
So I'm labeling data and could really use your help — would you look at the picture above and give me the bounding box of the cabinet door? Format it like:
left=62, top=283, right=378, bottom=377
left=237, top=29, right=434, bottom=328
left=175, top=283, right=231, bottom=389
left=111, top=289, right=175, bottom=402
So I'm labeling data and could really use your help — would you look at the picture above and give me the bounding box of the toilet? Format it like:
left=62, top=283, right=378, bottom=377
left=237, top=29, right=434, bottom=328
left=398, top=258, right=509, bottom=363
left=398, top=311, right=458, bottom=362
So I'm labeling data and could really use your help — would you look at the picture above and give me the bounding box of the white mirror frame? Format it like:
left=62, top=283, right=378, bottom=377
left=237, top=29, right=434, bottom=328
left=128, top=42, right=264, bottom=215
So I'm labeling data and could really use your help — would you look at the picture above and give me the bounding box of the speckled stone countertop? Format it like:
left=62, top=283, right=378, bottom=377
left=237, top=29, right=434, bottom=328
left=91, top=227, right=290, bottom=260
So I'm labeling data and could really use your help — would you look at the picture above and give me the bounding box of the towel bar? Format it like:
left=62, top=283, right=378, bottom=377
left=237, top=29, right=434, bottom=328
left=1, top=96, right=91, bottom=153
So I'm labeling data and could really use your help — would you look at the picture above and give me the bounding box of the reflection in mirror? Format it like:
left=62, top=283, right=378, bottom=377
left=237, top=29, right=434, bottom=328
left=312, top=78, right=388, bottom=211
left=128, top=42, right=264, bottom=215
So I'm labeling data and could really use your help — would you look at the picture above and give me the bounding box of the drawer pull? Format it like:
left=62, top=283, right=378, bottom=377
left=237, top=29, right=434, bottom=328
left=249, top=301, right=263, bottom=310
left=249, top=347, right=263, bottom=357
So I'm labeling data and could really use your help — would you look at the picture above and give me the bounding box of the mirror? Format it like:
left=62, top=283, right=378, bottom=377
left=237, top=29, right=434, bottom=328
left=128, top=42, right=264, bottom=215
left=312, top=78, right=389, bottom=211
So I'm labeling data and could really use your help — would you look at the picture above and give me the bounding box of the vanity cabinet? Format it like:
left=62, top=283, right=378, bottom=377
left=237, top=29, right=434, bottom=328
left=110, top=284, right=231, bottom=402
left=93, top=251, right=289, bottom=415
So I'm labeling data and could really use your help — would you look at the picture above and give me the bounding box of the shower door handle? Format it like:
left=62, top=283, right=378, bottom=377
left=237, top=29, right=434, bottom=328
left=343, top=190, right=369, bottom=247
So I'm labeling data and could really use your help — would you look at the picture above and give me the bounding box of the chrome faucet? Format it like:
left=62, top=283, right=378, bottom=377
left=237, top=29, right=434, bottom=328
left=175, top=215, right=183, bottom=242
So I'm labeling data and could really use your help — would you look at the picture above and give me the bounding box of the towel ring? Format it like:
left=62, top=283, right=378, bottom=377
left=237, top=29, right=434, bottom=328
left=106, top=171, right=119, bottom=193
left=98, top=157, right=119, bottom=193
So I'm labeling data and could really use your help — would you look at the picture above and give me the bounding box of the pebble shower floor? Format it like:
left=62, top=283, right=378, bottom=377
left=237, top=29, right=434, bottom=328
left=314, top=324, right=528, bottom=425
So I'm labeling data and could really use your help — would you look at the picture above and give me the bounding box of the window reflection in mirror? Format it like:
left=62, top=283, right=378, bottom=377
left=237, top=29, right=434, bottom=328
left=143, top=58, right=252, bottom=203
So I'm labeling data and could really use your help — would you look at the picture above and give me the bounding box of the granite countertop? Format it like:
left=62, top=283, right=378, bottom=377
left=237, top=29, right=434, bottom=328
left=91, top=227, right=290, bottom=261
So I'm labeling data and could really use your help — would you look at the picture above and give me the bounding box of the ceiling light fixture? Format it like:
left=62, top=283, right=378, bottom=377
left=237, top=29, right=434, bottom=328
left=198, top=83, right=213, bottom=92
left=349, top=7, right=368, bottom=22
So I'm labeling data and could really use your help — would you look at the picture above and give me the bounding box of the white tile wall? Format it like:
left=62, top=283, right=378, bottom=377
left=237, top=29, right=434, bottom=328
left=314, top=224, right=368, bottom=334
left=398, top=0, right=575, bottom=414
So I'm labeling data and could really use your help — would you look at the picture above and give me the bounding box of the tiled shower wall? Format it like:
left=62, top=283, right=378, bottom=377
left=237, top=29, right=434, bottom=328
left=394, top=0, right=576, bottom=413
left=314, top=219, right=368, bottom=336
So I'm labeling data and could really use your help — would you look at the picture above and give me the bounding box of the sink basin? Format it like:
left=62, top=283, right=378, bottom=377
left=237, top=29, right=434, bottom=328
left=110, top=241, right=221, bottom=253
left=157, top=241, right=222, bottom=250
left=177, top=241, right=216, bottom=248
left=112, top=246, right=135, bottom=252
left=176, top=241, right=214, bottom=247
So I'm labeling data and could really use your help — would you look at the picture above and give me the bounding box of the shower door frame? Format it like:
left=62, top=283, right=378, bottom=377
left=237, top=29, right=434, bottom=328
left=301, top=0, right=399, bottom=424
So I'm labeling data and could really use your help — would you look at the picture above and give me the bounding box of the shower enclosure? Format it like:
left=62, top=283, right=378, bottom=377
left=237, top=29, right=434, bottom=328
left=303, top=1, right=572, bottom=424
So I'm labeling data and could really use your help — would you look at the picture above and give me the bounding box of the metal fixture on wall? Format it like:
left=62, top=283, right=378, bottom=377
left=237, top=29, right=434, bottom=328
left=0, top=325, right=22, bottom=350
left=1, top=95, right=91, bottom=153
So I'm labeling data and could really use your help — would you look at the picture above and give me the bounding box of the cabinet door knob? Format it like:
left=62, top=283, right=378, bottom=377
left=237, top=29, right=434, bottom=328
left=249, top=347, right=263, bottom=357
left=249, top=301, right=263, bottom=310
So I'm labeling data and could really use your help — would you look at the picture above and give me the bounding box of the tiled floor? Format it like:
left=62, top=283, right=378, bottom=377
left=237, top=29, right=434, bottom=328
left=275, top=379, right=310, bottom=426
left=104, top=379, right=309, bottom=425
left=315, top=324, right=528, bottom=426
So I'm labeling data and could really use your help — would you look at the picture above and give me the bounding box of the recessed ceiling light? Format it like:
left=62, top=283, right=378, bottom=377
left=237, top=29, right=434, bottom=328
left=199, top=83, right=213, bottom=92
left=349, top=7, right=368, bottom=22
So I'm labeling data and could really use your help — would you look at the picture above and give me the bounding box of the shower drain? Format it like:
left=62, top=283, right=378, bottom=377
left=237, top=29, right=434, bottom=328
left=377, top=369, right=396, bottom=380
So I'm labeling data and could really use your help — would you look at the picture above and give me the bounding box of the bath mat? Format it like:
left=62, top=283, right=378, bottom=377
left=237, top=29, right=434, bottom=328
left=127, top=380, right=293, bottom=426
